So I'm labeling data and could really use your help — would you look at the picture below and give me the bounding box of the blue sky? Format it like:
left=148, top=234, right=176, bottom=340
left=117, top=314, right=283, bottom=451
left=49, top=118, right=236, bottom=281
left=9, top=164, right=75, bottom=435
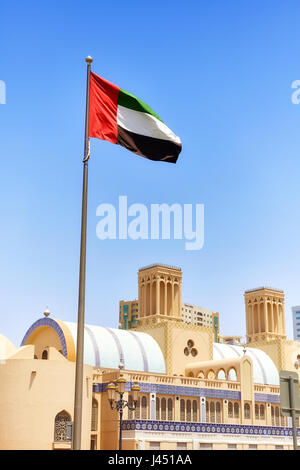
left=1, top=0, right=300, bottom=346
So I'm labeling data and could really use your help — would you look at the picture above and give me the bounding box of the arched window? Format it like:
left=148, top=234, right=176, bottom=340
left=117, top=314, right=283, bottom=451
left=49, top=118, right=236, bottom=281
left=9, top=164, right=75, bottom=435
left=186, top=400, right=191, bottom=422
left=217, top=369, right=226, bottom=380
left=192, top=400, right=197, bottom=422
left=161, top=398, right=166, bottom=421
left=234, top=402, right=239, bottom=419
left=42, top=349, right=48, bottom=360
left=255, top=404, right=259, bottom=420
left=228, top=402, right=233, bottom=418
left=275, top=407, right=279, bottom=426
left=135, top=398, right=140, bottom=419
left=141, top=396, right=147, bottom=419
left=168, top=399, right=173, bottom=421
left=91, top=399, right=98, bottom=431
left=271, top=406, right=275, bottom=426
left=210, top=402, right=215, bottom=423
left=244, top=403, right=250, bottom=419
left=54, top=411, right=71, bottom=442
left=128, top=395, right=133, bottom=419
left=228, top=368, right=237, bottom=381
left=180, top=399, right=185, bottom=421
left=156, top=397, right=160, bottom=420
left=206, top=401, right=209, bottom=422
left=216, top=402, right=221, bottom=423
left=260, top=404, right=265, bottom=420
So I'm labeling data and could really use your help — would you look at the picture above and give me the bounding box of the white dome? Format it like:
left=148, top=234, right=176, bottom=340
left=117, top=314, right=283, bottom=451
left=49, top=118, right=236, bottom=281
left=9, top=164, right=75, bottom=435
left=213, top=343, right=279, bottom=385
left=64, top=321, right=166, bottom=374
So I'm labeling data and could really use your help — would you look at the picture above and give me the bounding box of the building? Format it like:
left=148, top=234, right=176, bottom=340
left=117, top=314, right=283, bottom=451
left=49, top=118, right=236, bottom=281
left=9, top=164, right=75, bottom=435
left=292, top=306, right=300, bottom=342
left=1, top=264, right=300, bottom=450
left=119, top=264, right=219, bottom=342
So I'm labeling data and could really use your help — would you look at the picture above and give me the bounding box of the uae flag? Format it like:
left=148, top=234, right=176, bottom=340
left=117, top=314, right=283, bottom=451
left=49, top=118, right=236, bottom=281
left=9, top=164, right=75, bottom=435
left=88, top=72, right=182, bottom=163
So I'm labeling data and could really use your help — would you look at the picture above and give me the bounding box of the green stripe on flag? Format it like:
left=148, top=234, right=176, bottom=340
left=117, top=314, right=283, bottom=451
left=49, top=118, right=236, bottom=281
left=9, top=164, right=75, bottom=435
left=118, top=88, right=163, bottom=123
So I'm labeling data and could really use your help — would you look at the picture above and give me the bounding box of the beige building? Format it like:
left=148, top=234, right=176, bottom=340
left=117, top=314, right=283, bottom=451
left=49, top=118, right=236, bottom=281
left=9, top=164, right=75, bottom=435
left=119, top=264, right=220, bottom=341
left=1, top=265, right=300, bottom=450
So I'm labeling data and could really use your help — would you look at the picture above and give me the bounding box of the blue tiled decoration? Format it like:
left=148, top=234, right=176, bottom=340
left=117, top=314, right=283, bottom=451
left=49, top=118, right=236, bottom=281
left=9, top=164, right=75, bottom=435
left=122, top=419, right=300, bottom=437
left=95, top=381, right=281, bottom=403
left=21, top=317, right=68, bottom=358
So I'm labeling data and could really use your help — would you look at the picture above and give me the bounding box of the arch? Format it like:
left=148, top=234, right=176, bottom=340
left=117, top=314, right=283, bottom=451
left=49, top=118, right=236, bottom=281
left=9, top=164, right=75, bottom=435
left=197, top=371, right=205, bottom=379
left=228, top=367, right=237, bottom=381
left=188, top=372, right=194, bottom=377
left=260, top=404, right=265, bottom=420
left=207, top=369, right=215, bottom=380
left=54, top=410, right=71, bottom=442
left=217, top=369, right=226, bottom=380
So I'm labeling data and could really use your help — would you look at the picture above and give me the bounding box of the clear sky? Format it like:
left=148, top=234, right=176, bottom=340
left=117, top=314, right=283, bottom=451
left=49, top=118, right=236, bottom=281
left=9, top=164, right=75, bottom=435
left=1, top=0, right=300, bottom=347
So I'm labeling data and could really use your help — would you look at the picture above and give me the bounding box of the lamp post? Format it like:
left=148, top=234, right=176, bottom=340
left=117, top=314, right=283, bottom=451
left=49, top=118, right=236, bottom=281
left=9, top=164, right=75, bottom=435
left=107, top=376, right=140, bottom=450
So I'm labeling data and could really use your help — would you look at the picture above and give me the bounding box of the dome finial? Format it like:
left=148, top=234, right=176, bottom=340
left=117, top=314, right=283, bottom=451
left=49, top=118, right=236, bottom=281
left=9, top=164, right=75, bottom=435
left=44, top=306, right=50, bottom=317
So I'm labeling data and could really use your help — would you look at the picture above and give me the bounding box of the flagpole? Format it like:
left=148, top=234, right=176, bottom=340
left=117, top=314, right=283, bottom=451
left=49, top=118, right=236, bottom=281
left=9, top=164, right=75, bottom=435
left=73, top=55, right=93, bottom=450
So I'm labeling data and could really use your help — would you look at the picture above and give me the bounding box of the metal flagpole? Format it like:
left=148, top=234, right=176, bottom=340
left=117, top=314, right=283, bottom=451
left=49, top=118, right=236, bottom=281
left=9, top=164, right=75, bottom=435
left=73, top=55, right=93, bottom=450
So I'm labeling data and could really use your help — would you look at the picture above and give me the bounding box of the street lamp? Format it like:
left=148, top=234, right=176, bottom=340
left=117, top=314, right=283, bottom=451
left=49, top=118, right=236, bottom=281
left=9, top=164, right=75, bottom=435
left=107, top=375, right=140, bottom=450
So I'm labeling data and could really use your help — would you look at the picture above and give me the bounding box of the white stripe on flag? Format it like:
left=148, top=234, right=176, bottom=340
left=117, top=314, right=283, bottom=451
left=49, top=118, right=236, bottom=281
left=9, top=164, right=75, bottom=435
left=117, top=105, right=181, bottom=144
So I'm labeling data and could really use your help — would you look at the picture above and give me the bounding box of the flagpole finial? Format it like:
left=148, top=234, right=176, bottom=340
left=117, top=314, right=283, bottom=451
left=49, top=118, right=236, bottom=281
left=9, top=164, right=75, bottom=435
left=85, top=56, right=93, bottom=64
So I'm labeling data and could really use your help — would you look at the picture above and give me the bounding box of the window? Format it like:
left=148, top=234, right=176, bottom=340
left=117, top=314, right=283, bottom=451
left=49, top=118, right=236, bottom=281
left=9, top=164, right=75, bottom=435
left=91, top=399, right=98, bottom=431
left=192, top=400, right=197, bottom=422
left=42, top=349, right=48, bottom=360
left=161, top=398, right=166, bottom=421
left=177, top=442, right=187, bottom=450
left=156, top=398, right=160, bottom=420
left=260, top=404, right=265, bottom=420
left=180, top=399, right=185, bottom=421
left=141, top=396, right=147, bottom=419
left=228, top=444, right=237, bottom=450
left=149, top=442, right=160, bottom=450
left=200, top=443, right=212, bottom=450
left=228, top=402, right=233, bottom=418
left=244, top=403, right=250, bottom=419
left=54, top=411, right=71, bottom=442
left=216, top=402, right=221, bottom=423
left=168, top=399, right=173, bottom=421
left=186, top=400, right=191, bottom=421
left=234, top=403, right=239, bottom=419
left=275, top=445, right=284, bottom=450
left=90, top=435, right=97, bottom=450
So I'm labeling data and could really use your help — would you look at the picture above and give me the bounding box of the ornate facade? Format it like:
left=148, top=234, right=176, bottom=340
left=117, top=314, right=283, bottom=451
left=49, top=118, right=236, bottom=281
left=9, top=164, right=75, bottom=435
left=1, top=264, right=300, bottom=450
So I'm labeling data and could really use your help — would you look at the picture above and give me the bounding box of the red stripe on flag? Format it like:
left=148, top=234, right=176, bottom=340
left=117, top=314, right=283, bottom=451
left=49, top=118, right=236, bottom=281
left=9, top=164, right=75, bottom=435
left=88, top=72, right=119, bottom=144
